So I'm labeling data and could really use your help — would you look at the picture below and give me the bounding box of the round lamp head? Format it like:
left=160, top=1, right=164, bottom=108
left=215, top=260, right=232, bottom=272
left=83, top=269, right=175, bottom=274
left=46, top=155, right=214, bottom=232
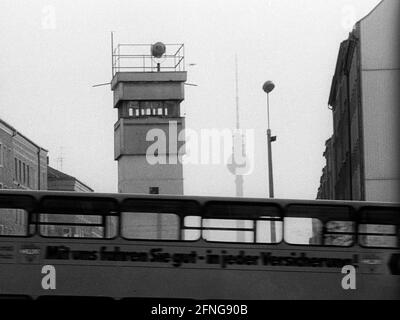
left=151, top=42, right=166, bottom=58
left=262, top=81, right=275, bottom=94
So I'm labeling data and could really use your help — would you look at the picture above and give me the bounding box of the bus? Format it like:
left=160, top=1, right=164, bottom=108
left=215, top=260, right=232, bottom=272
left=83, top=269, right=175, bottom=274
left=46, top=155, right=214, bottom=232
left=0, top=190, right=399, bottom=300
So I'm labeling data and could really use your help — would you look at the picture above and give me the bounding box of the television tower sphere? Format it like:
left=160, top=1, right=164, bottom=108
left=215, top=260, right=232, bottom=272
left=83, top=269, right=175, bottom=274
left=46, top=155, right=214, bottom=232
left=262, top=81, right=275, bottom=94
left=151, top=42, right=166, bottom=58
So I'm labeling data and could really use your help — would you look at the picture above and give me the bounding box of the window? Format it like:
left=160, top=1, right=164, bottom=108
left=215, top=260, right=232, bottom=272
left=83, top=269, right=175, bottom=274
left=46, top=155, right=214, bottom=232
left=120, top=199, right=200, bottom=241
left=128, top=108, right=133, bottom=117
left=285, top=205, right=354, bottom=246
left=358, top=207, right=399, bottom=248
left=39, top=213, right=106, bottom=238
left=23, top=163, right=26, bottom=184
left=27, top=166, right=30, bottom=187
left=256, top=216, right=283, bottom=243
left=202, top=218, right=254, bottom=243
left=285, top=217, right=318, bottom=245
left=18, top=160, right=21, bottom=182
left=325, top=221, right=354, bottom=246
left=14, top=158, right=17, bottom=180
left=203, top=202, right=282, bottom=244
left=182, top=216, right=201, bottom=241
left=0, top=208, right=28, bottom=236
left=121, top=212, right=179, bottom=240
left=149, top=187, right=159, bottom=195
left=38, top=197, right=118, bottom=239
left=359, top=224, right=398, bottom=248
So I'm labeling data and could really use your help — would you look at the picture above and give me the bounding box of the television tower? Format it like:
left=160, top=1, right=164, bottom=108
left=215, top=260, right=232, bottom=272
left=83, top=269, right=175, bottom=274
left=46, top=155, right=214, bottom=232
left=227, top=54, right=246, bottom=197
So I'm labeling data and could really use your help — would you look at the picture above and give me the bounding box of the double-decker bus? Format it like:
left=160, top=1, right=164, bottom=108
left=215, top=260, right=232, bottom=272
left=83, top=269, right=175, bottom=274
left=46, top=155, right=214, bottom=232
left=0, top=190, right=399, bottom=300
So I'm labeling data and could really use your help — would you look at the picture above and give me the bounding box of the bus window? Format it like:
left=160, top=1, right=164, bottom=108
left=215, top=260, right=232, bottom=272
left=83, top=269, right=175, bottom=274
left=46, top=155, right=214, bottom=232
left=359, top=224, right=398, bottom=248
left=285, top=217, right=319, bottom=245
left=358, top=206, right=400, bottom=248
left=0, top=208, right=28, bottom=236
left=203, top=201, right=281, bottom=243
left=38, top=196, right=119, bottom=239
left=202, top=219, right=254, bottom=243
left=121, top=212, right=179, bottom=240
left=285, top=204, right=354, bottom=246
left=182, top=216, right=201, bottom=241
left=324, top=221, right=354, bottom=246
left=120, top=199, right=200, bottom=241
left=39, top=213, right=105, bottom=238
left=105, top=216, right=118, bottom=238
left=256, top=217, right=283, bottom=243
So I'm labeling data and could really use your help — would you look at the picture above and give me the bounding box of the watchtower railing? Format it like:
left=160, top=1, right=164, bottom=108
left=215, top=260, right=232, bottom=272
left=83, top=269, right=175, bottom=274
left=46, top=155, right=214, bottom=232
left=112, top=43, right=185, bottom=76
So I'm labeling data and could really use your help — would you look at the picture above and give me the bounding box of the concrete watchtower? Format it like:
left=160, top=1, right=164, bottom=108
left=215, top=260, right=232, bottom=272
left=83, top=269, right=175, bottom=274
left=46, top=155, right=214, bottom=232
left=111, top=42, right=186, bottom=194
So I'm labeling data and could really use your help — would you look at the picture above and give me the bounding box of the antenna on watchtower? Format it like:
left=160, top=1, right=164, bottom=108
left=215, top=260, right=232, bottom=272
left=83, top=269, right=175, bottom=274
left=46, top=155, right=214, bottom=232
left=92, top=31, right=115, bottom=88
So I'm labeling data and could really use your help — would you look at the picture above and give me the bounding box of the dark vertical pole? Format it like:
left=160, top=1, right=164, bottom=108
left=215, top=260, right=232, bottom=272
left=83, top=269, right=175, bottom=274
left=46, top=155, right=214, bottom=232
left=37, top=149, right=41, bottom=190
left=267, top=92, right=276, bottom=242
left=267, top=93, right=274, bottom=198
left=267, top=129, right=274, bottom=198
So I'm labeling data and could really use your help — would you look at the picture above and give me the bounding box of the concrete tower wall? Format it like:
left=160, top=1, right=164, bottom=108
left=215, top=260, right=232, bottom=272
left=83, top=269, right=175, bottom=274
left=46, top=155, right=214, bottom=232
left=112, top=70, right=187, bottom=195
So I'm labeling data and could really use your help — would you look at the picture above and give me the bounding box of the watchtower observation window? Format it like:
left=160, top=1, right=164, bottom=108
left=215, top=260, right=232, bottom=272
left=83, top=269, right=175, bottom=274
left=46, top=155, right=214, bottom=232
left=121, top=101, right=180, bottom=119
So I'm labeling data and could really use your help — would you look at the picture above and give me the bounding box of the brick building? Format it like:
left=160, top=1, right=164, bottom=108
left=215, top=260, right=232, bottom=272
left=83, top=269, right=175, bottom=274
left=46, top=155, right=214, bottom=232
left=0, top=117, right=48, bottom=235
left=0, top=118, right=48, bottom=191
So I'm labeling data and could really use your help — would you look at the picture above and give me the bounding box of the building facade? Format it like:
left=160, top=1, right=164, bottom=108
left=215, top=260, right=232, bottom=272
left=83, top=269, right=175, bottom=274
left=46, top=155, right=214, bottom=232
left=0, top=117, right=48, bottom=235
left=318, top=0, right=400, bottom=202
left=0, top=118, right=48, bottom=191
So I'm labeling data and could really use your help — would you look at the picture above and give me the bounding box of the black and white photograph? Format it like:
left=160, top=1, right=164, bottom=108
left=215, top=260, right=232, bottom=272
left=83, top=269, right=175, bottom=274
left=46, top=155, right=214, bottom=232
left=0, top=0, right=399, bottom=312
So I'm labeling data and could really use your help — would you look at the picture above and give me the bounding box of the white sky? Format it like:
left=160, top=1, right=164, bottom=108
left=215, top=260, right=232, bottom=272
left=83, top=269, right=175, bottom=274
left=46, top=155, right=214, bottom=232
left=0, top=0, right=381, bottom=199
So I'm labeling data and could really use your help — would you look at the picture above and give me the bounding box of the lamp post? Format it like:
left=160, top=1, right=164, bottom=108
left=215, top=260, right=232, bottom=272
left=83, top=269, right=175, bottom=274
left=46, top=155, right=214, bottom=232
left=263, top=80, right=277, bottom=242
left=263, top=81, right=276, bottom=198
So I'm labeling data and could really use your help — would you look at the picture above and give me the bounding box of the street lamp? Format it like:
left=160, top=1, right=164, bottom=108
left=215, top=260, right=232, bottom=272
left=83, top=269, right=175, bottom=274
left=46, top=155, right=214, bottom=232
left=262, top=81, right=276, bottom=198
left=263, top=81, right=277, bottom=243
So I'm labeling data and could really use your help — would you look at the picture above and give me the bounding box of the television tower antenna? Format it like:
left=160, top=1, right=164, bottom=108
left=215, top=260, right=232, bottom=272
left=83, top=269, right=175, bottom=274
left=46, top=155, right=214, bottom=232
left=235, top=54, right=240, bottom=131
left=227, top=54, right=245, bottom=198
left=234, top=54, right=244, bottom=198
